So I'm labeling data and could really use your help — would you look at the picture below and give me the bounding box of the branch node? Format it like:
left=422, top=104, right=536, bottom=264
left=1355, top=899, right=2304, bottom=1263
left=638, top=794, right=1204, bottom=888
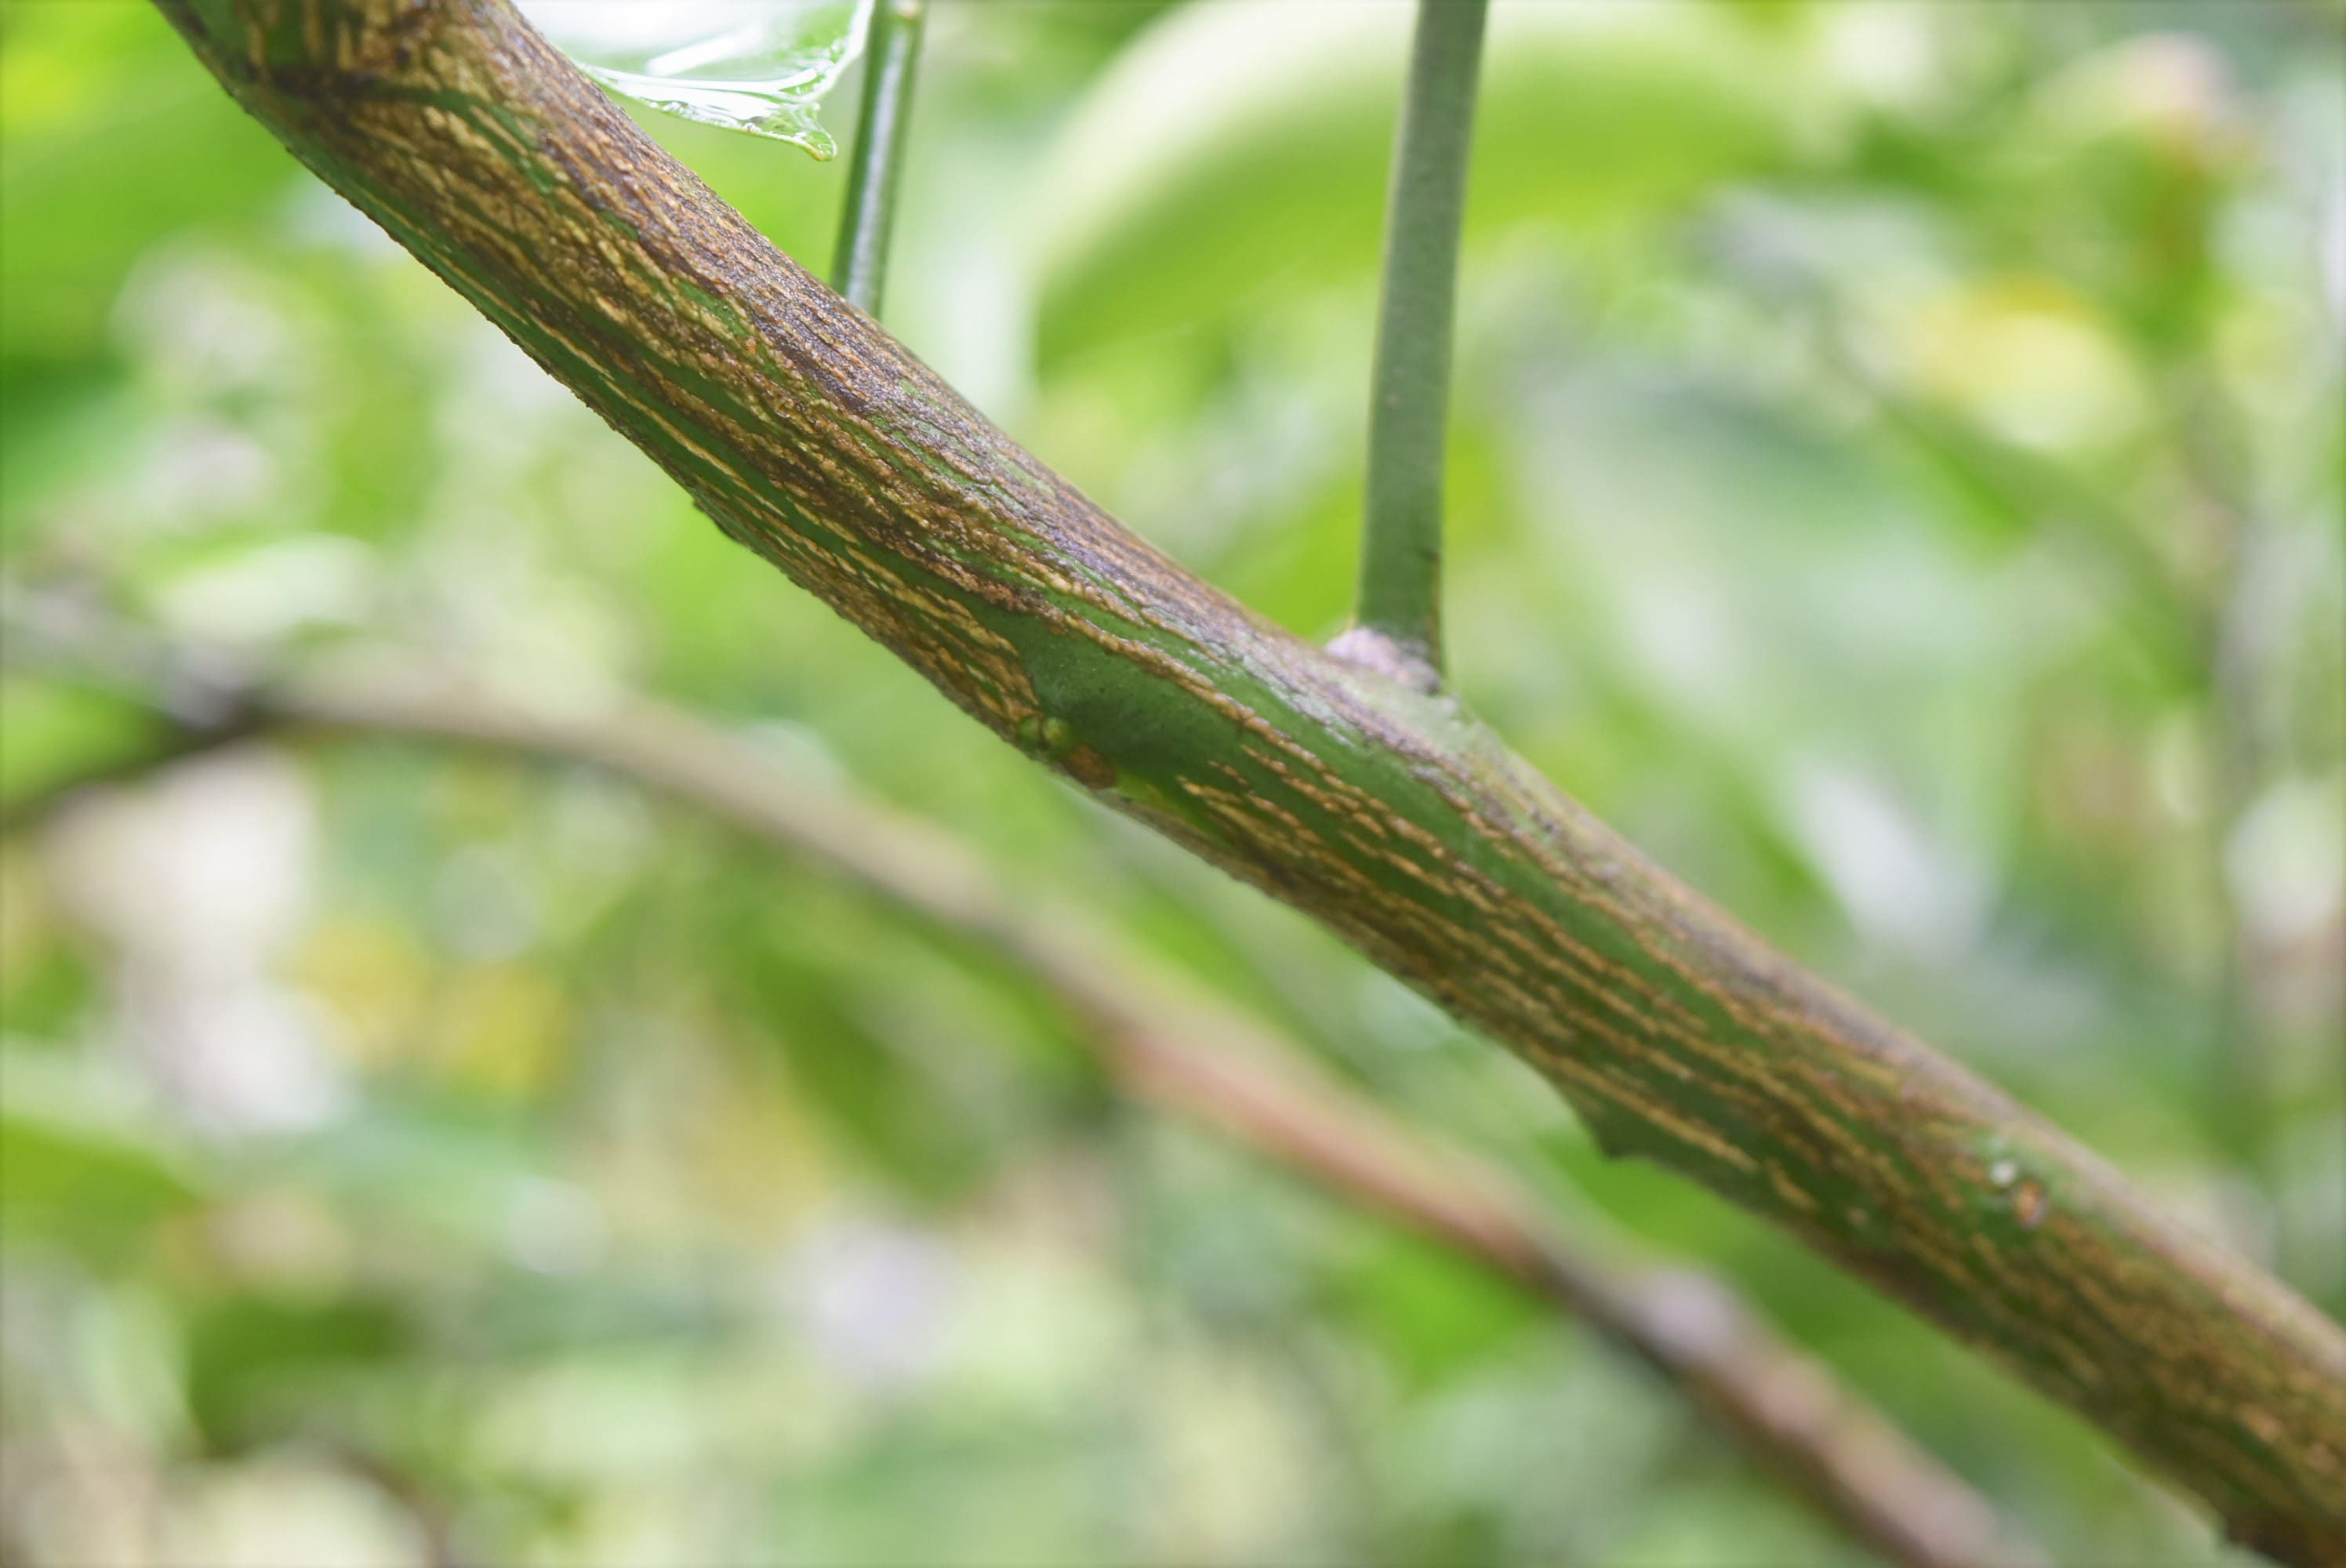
left=1327, top=626, right=1443, bottom=695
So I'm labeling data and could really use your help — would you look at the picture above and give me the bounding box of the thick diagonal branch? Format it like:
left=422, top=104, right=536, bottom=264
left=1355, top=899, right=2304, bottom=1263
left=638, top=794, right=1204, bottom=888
left=149, top=2, right=2346, bottom=1557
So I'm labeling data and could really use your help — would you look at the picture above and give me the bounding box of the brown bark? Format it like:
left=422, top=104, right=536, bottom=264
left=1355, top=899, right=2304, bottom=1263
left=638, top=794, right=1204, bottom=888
left=143, top=2, right=2346, bottom=1556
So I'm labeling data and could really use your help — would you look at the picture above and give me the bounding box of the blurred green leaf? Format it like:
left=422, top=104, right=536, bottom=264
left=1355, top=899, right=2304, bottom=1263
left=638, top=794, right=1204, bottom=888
left=0, top=1051, right=203, bottom=1260
left=1036, top=0, right=1846, bottom=362
left=1333, top=1231, right=1540, bottom=1391
left=717, top=883, right=1012, bottom=1200
left=184, top=1291, right=413, bottom=1450
left=0, top=2, right=294, bottom=404
left=0, top=677, right=166, bottom=809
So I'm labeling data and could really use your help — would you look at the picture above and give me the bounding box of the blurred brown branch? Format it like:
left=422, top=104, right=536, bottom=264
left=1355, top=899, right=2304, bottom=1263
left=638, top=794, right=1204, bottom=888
left=1, top=616, right=2039, bottom=1568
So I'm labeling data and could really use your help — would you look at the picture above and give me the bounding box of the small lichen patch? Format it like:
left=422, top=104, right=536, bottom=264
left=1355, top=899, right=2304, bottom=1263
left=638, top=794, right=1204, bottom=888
left=1327, top=625, right=1441, bottom=694
left=1013, top=711, right=1075, bottom=760
left=1061, top=742, right=1116, bottom=790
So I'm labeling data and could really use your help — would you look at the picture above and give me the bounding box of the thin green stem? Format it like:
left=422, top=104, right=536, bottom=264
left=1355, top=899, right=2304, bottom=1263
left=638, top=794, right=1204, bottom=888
left=830, top=0, right=925, bottom=317
left=1353, top=0, right=1487, bottom=682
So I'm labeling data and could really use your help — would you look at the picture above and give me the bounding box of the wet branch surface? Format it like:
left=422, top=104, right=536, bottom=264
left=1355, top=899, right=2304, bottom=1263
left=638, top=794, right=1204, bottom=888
left=147, top=1, right=2346, bottom=1558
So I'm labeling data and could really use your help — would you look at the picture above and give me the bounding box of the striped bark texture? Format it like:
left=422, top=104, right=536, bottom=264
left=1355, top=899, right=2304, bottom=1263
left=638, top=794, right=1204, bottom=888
left=152, top=1, right=2346, bottom=1558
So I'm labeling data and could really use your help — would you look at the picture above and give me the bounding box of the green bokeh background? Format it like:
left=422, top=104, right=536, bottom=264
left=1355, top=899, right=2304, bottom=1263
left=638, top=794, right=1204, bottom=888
left=2, top=2, right=2341, bottom=1563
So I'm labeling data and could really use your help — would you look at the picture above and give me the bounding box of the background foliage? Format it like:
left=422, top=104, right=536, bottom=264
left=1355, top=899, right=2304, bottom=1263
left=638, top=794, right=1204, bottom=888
left=2, top=2, right=2341, bottom=1563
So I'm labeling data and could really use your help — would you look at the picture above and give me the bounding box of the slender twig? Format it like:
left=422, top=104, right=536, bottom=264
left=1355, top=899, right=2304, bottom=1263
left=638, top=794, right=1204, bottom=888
left=830, top=0, right=924, bottom=317
left=1348, top=0, right=1487, bottom=686
left=0, top=624, right=2041, bottom=1568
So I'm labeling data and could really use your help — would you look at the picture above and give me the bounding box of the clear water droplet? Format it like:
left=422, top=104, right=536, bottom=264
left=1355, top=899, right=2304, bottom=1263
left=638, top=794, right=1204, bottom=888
left=520, top=0, right=873, bottom=158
